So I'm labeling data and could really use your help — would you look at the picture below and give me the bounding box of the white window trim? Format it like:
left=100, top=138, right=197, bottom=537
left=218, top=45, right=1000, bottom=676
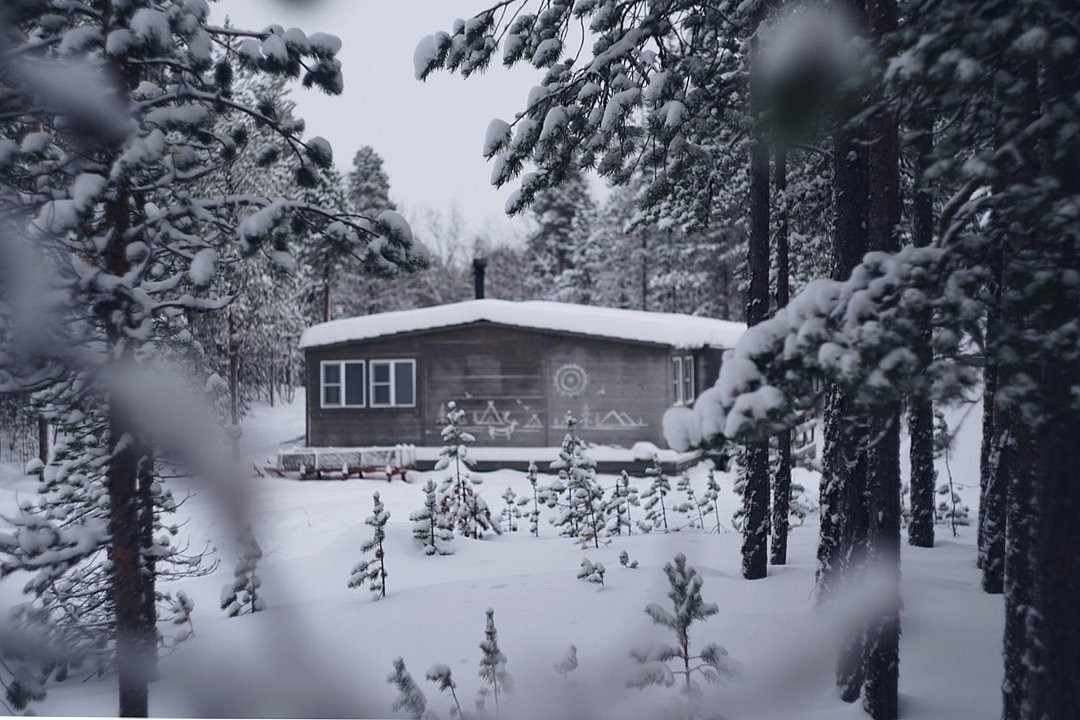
left=368, top=358, right=417, bottom=408
left=319, top=360, right=366, bottom=409
left=683, top=356, right=695, bottom=403
left=672, top=357, right=684, bottom=405
left=672, top=355, right=695, bottom=406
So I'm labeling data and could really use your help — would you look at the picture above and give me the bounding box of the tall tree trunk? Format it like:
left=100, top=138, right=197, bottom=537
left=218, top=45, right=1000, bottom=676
left=36, top=414, right=49, bottom=468
left=227, top=311, right=241, bottom=460
left=771, top=145, right=792, bottom=566
left=103, top=192, right=151, bottom=717
left=979, top=243, right=1007, bottom=594
left=1022, top=34, right=1080, bottom=718
left=742, top=4, right=771, bottom=581
left=861, top=2, right=903, bottom=716
left=907, top=121, right=936, bottom=550
left=137, top=452, right=158, bottom=684
left=322, top=262, right=332, bottom=323
left=825, top=0, right=871, bottom=695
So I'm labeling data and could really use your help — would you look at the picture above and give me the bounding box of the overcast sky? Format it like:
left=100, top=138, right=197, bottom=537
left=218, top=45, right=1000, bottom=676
left=212, top=0, right=543, bottom=245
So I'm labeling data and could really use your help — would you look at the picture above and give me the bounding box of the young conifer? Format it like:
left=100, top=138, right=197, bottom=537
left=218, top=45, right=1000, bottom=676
left=411, top=479, right=453, bottom=556
left=348, top=492, right=390, bottom=599
left=640, top=456, right=671, bottom=532
left=478, top=608, right=513, bottom=718
left=387, top=657, right=427, bottom=720
left=220, top=527, right=265, bottom=617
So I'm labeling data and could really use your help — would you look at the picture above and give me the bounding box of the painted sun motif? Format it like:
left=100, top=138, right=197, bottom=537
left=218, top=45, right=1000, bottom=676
left=554, top=363, right=589, bottom=397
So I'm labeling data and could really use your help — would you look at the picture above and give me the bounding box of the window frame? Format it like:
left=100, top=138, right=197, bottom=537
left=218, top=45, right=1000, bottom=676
left=319, top=360, right=367, bottom=409
left=682, top=356, right=695, bottom=404
left=672, top=355, right=696, bottom=406
left=368, top=358, right=417, bottom=409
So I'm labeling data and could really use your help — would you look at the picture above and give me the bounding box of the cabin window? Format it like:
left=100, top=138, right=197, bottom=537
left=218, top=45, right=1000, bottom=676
left=673, top=355, right=696, bottom=405
left=320, top=360, right=366, bottom=408
left=369, top=359, right=416, bottom=408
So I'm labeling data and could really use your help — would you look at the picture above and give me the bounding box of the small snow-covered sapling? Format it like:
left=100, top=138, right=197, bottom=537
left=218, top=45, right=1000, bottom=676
left=627, top=553, right=736, bottom=713
left=411, top=479, right=453, bottom=556
left=605, top=470, right=639, bottom=537
left=348, top=492, right=390, bottom=599
left=500, top=486, right=522, bottom=533
left=640, top=455, right=671, bottom=532
left=577, top=558, right=606, bottom=587
left=426, top=664, right=466, bottom=719
left=619, top=550, right=639, bottom=569
left=526, top=461, right=543, bottom=537
left=478, top=608, right=513, bottom=718
left=675, top=472, right=706, bottom=530
left=700, top=469, right=723, bottom=533
left=387, top=657, right=427, bottom=720
left=437, top=401, right=498, bottom=539
left=220, top=526, right=265, bottom=616
left=554, top=644, right=579, bottom=683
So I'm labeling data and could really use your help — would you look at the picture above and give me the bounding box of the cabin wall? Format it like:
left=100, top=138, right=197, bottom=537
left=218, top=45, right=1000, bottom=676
left=305, top=323, right=685, bottom=448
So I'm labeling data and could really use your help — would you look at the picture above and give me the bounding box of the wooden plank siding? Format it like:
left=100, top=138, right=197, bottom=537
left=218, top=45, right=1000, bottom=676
left=305, top=321, right=725, bottom=449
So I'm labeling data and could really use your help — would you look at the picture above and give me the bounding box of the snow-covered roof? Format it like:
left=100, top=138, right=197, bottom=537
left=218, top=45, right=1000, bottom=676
left=299, top=299, right=745, bottom=350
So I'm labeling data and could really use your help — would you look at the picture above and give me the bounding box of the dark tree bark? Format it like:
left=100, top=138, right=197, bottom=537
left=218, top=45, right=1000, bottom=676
left=771, top=145, right=792, bottom=566
left=1022, top=34, right=1080, bottom=718
left=825, top=92, right=872, bottom=704
left=861, top=2, right=903, bottom=716
left=978, top=243, right=1007, bottom=594
left=103, top=191, right=151, bottom=718
left=742, top=5, right=771, bottom=581
left=137, top=453, right=159, bottom=683
left=36, top=414, right=49, bottom=467
left=907, top=122, right=936, bottom=550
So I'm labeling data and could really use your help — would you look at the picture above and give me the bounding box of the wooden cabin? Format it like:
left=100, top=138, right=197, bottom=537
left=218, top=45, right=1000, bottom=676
left=299, top=300, right=745, bottom=452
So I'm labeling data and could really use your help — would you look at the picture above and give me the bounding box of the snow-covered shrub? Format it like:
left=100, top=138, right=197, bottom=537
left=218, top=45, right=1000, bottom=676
left=674, top=472, right=706, bottom=529
left=411, top=479, right=454, bottom=556
left=619, top=550, right=640, bottom=569
left=348, top=492, right=390, bottom=599
left=628, top=554, right=737, bottom=713
left=577, top=558, right=606, bottom=587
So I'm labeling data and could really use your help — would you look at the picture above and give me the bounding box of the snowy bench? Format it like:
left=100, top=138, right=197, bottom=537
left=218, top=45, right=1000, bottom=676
left=263, top=445, right=417, bottom=482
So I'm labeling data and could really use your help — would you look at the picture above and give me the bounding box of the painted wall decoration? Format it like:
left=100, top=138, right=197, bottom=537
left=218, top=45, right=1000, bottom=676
left=549, top=402, right=648, bottom=431
left=553, top=363, right=589, bottom=397
left=435, top=398, right=544, bottom=442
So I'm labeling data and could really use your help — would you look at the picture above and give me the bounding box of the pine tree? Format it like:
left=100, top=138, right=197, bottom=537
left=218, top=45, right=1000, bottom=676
left=605, top=471, right=639, bottom=537
left=700, top=470, right=723, bottom=534
left=640, top=456, right=671, bottom=533
left=387, top=657, right=427, bottom=720
left=577, top=559, right=606, bottom=588
left=220, top=528, right=265, bottom=617
left=349, top=492, right=390, bottom=599
left=549, top=415, right=603, bottom=547
left=426, top=664, right=466, bottom=720
left=499, top=487, right=523, bottom=533
left=411, top=479, right=454, bottom=556
left=437, top=402, right=497, bottom=539
left=526, top=461, right=543, bottom=537
left=627, top=554, right=737, bottom=712
left=674, top=472, right=706, bottom=530
left=477, top=609, right=512, bottom=718
left=554, top=645, right=578, bottom=684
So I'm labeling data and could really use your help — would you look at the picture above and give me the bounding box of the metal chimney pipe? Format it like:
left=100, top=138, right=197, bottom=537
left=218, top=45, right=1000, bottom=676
left=473, top=257, right=488, bottom=299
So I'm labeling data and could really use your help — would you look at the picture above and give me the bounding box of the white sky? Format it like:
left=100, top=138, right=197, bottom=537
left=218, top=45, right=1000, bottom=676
left=212, top=0, right=543, bottom=245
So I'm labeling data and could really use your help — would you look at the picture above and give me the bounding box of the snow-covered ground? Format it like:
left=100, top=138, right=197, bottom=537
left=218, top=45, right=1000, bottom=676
left=0, top=391, right=1001, bottom=718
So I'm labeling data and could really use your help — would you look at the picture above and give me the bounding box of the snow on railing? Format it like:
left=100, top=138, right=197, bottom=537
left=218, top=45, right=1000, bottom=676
left=276, top=444, right=417, bottom=473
